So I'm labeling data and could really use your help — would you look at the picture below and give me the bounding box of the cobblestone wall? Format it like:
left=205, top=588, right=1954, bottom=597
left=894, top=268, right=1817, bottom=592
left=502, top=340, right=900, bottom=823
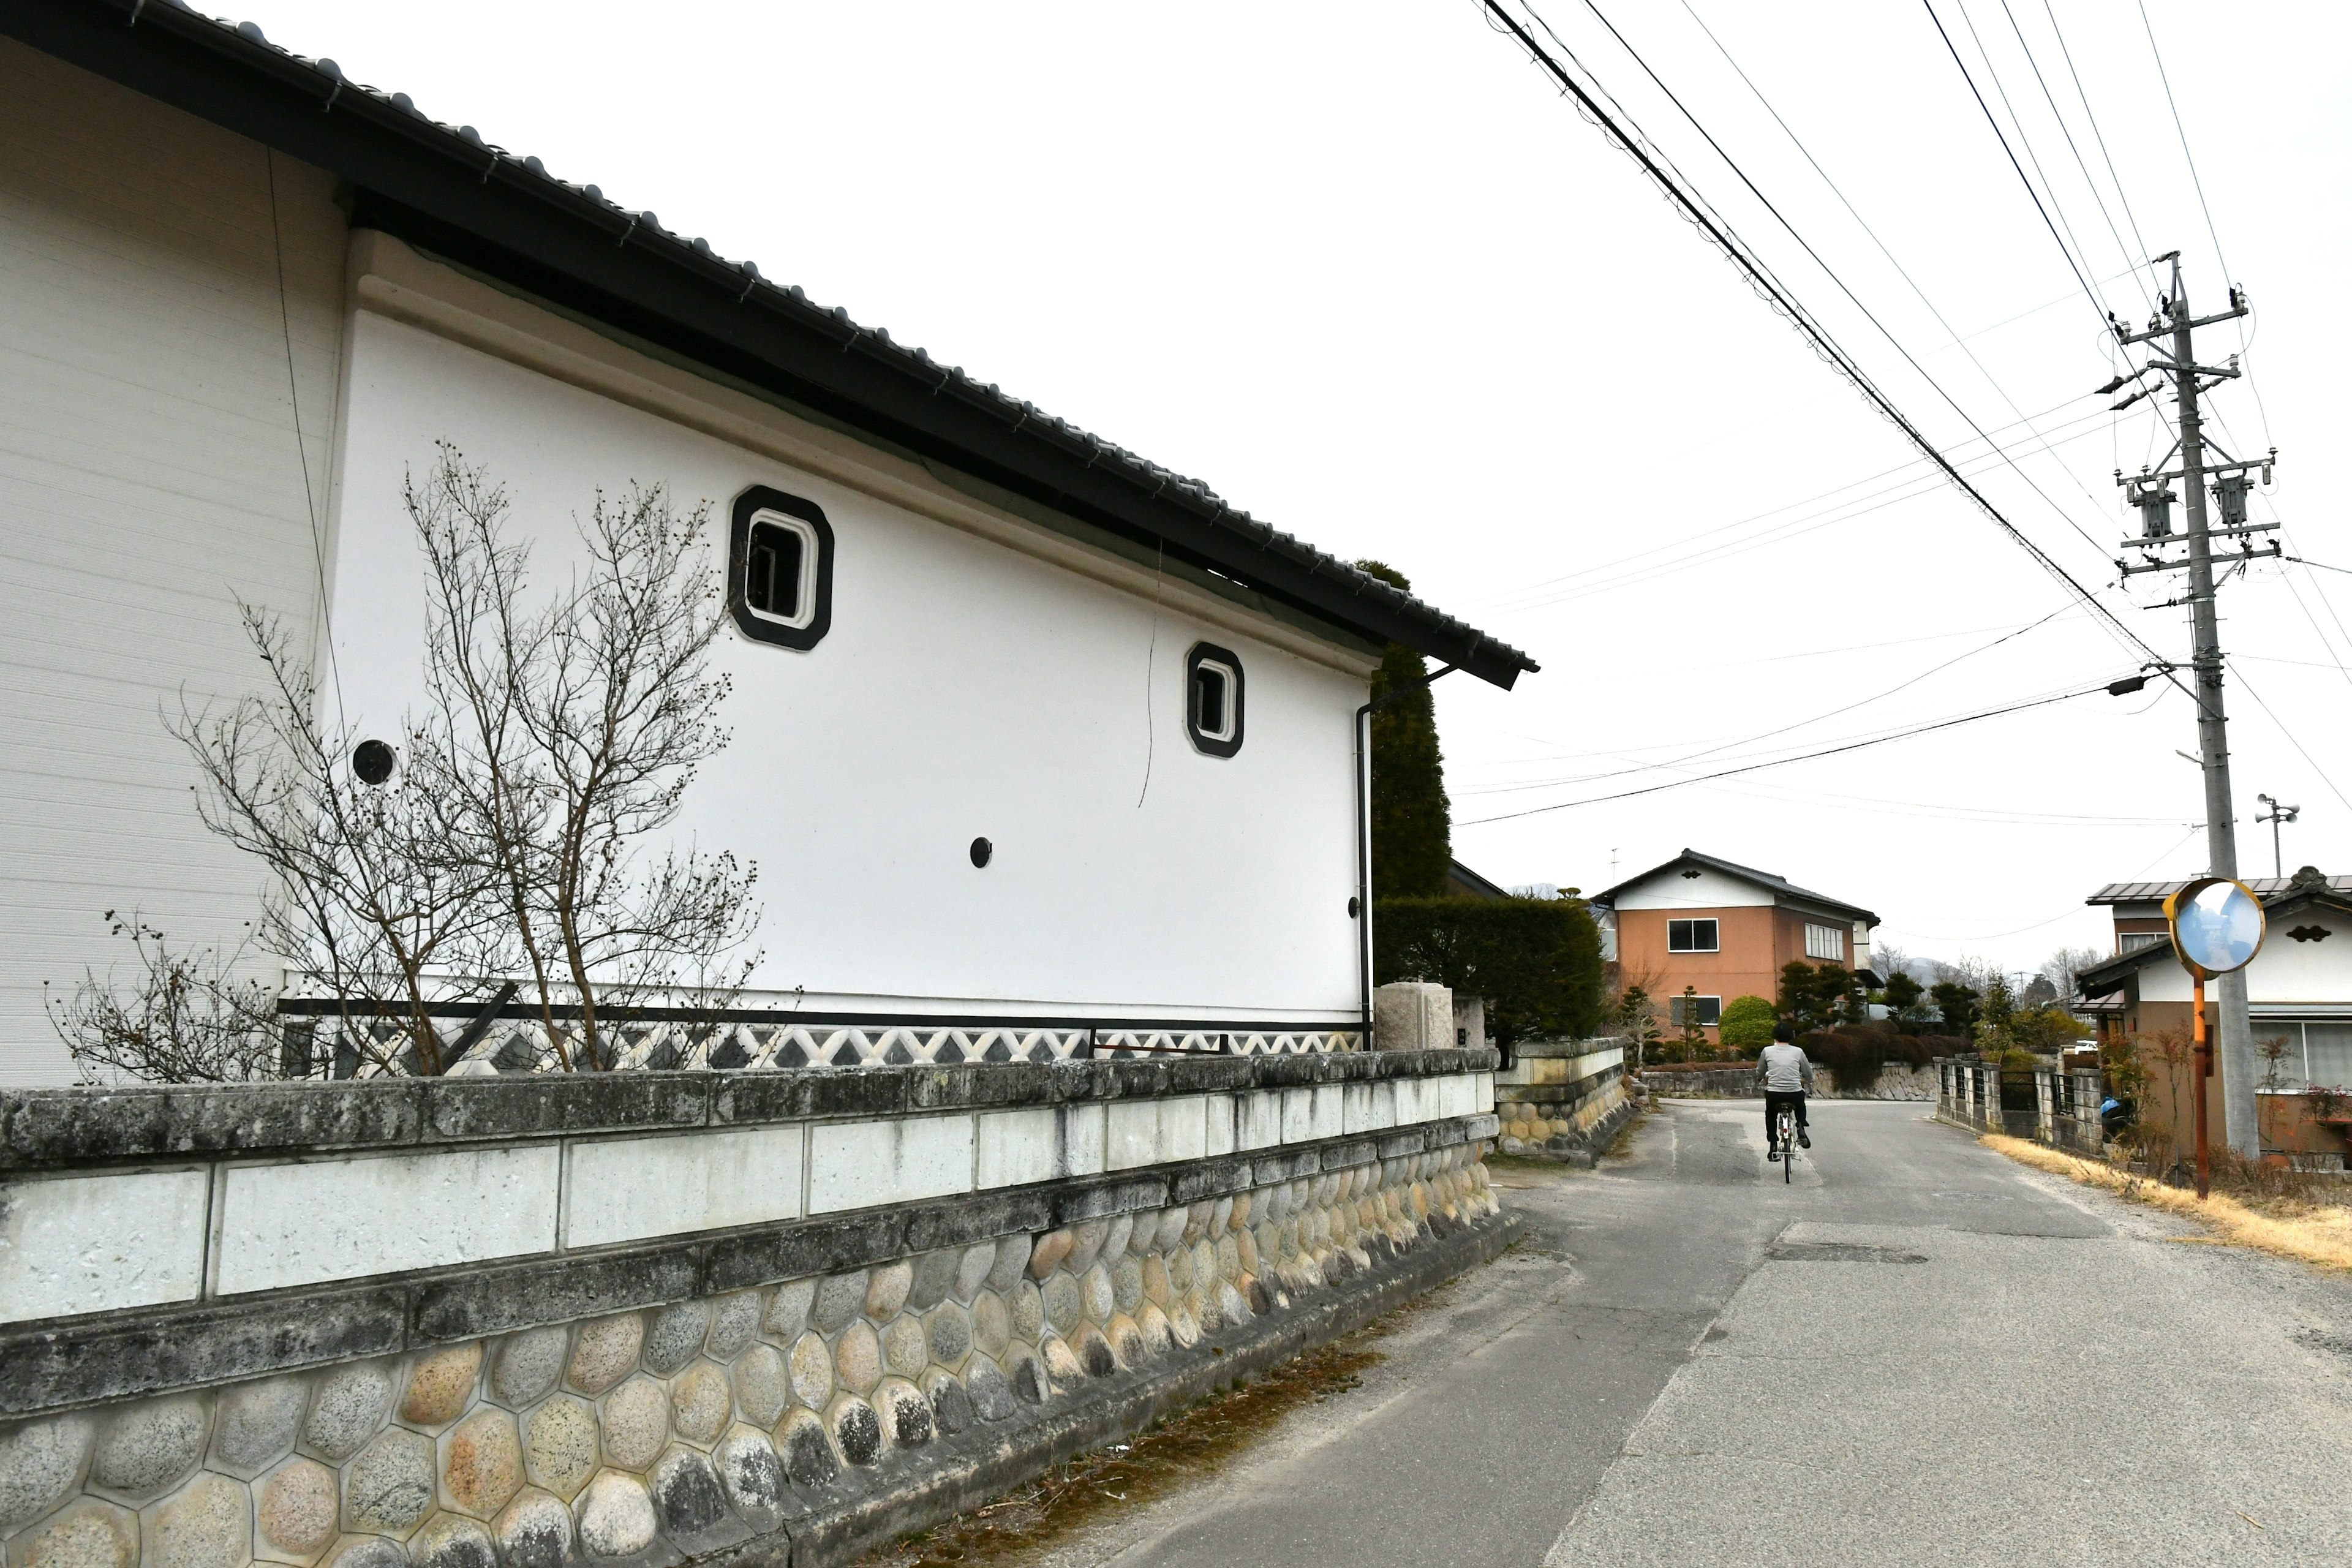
left=0, top=1054, right=1501, bottom=1568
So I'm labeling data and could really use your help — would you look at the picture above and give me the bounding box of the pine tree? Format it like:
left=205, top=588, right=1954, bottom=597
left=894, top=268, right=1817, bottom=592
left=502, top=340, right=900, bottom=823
left=1355, top=560, right=1451, bottom=900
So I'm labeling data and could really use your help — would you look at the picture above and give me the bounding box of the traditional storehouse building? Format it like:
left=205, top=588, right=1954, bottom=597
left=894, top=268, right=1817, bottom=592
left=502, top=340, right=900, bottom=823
left=0, top=5, right=1534, bottom=1084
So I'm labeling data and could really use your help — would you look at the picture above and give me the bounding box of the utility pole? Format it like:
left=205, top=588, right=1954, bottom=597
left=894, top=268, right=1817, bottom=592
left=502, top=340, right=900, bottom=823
left=2256, top=794, right=2299, bottom=880
left=2108, top=252, right=2276, bottom=1159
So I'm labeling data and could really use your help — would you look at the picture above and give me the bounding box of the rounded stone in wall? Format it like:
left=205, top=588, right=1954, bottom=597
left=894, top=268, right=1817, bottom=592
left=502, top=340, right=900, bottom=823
left=1125, top=1217, right=1156, bottom=1260
left=341, top=1428, right=434, bottom=1537
left=301, top=1364, right=393, bottom=1465
left=519, top=1396, right=597, bottom=1503
left=1182, top=1204, right=1210, bottom=1245
left=141, top=1473, right=250, bottom=1568
left=564, top=1316, right=643, bottom=1398
left=640, top=1302, right=712, bottom=1378
left=667, top=1362, right=731, bottom=1447
left=880, top=1315, right=927, bottom=1382
left=1235, top=1230, right=1259, bottom=1277
left=711, top=1427, right=783, bottom=1536
left=1038, top=1336, right=1083, bottom=1388
left=1027, top=1229, right=1072, bottom=1280
left=1231, top=1191, right=1253, bottom=1230
left=0, top=1420, right=92, bottom=1523
left=1186, top=1284, right=1216, bottom=1334
left=823, top=1396, right=881, bottom=1469
left=399, top=1344, right=483, bottom=1430
left=1078, top=1264, right=1115, bottom=1326
left=1040, top=1272, right=1080, bottom=1336
left=832, top=1322, right=883, bottom=1398
left=1150, top=1208, right=1185, bottom=1253
left=646, top=1446, right=737, bottom=1555
left=490, top=1329, right=569, bottom=1412
left=1167, top=1306, right=1199, bottom=1351
left=960, top=1357, right=1016, bottom=1425
left=597, top=1377, right=669, bottom=1474
left=1209, top=1197, right=1234, bottom=1237
left=1253, top=1221, right=1279, bottom=1267
left=872, top=1379, right=930, bottom=1452
left=1101, top=1214, right=1134, bottom=1265
left=924, top=1301, right=971, bottom=1370
left=969, top=1292, right=1009, bottom=1360
left=571, top=1471, right=657, bottom=1563
left=1001, top=1346, right=1047, bottom=1406
left=1107, top=1314, right=1147, bottom=1368
left=986, top=1234, right=1031, bottom=1294
left=1135, top=1305, right=1173, bottom=1356
left=771, top=1409, right=837, bottom=1490
left=491, top=1488, right=573, bottom=1568
left=1072, top=1327, right=1117, bottom=1379
left=731, top=1345, right=788, bottom=1430
left=786, top=1333, right=834, bottom=1412
left=89, top=1395, right=208, bottom=1501
left=407, top=1511, right=496, bottom=1568
left=952, top=1243, right=995, bottom=1305
left=1215, top=1236, right=1240, bottom=1285
left=1216, top=1282, right=1253, bottom=1330
left=209, top=1378, right=306, bottom=1480
left=809, top=1272, right=867, bottom=1337
left=439, top=1406, right=523, bottom=1521
left=1139, top=1255, right=1169, bottom=1309
left=1064, top=1219, right=1107, bottom=1278
left=322, top=1534, right=403, bottom=1568
left=254, top=1457, right=337, bottom=1562
left=920, top=1370, right=973, bottom=1438
left=906, top=1249, right=960, bottom=1313
left=13, top=1497, right=137, bottom=1568
left=1166, top=1245, right=1193, bottom=1295
left=1110, top=1256, right=1144, bottom=1316
left=1008, top=1282, right=1044, bottom=1344
left=703, top=1291, right=763, bottom=1362
left=764, top=1279, right=816, bottom=1342
left=862, top=1262, right=913, bottom=1322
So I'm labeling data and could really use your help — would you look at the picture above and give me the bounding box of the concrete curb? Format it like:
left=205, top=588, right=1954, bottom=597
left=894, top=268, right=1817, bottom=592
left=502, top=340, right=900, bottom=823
left=707, top=1209, right=1522, bottom=1568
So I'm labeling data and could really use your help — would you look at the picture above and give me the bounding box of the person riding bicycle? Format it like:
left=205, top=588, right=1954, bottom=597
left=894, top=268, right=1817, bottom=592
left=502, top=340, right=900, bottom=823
left=1757, top=1022, right=1811, bottom=1162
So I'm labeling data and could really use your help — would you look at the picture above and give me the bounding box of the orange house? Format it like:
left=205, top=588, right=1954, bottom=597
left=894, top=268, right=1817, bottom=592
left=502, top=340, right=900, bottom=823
left=1592, top=850, right=1879, bottom=1043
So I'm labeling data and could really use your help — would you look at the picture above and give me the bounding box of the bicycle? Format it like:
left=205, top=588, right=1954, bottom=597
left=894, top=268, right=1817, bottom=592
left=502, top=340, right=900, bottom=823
left=1773, top=1102, right=1797, bottom=1183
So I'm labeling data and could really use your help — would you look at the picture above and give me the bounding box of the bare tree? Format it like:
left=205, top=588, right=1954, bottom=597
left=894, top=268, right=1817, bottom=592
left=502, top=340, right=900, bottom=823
left=2041, top=944, right=2105, bottom=1008
left=53, top=448, right=757, bottom=1080
left=409, top=448, right=759, bottom=1071
left=46, top=912, right=282, bottom=1082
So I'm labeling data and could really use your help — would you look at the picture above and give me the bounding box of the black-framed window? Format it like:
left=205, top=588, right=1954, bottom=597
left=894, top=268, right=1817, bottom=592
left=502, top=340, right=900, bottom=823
left=728, top=485, right=834, bottom=650
left=1669, top=994, right=1722, bottom=1027
left=1668, top=918, right=1719, bottom=952
left=1185, top=642, right=1243, bottom=758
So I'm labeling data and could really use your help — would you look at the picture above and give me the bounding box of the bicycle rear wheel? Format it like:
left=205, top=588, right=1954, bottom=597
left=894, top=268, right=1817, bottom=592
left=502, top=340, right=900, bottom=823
left=1779, top=1110, right=1793, bottom=1183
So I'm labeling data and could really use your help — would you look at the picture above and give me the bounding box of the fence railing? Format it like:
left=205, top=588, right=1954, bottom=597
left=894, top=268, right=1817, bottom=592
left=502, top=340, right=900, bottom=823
left=1934, top=1057, right=2105, bottom=1154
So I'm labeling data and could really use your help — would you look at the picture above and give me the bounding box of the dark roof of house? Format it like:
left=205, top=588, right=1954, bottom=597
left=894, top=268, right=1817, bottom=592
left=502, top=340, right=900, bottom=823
left=1589, top=848, right=1879, bottom=926
left=1446, top=860, right=1513, bottom=901
left=2075, top=870, right=2352, bottom=998
left=2088, top=870, right=2352, bottom=905
left=8, top=1, right=1537, bottom=691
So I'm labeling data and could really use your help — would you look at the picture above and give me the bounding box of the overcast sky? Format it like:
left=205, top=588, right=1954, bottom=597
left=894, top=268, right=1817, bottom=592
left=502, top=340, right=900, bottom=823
left=237, top=0, right=2352, bottom=979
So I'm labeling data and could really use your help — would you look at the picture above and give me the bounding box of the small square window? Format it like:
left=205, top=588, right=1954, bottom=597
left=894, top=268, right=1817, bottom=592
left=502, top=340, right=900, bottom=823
left=1670, top=995, right=1722, bottom=1027
left=729, top=486, right=833, bottom=650
left=1184, top=642, right=1244, bottom=757
left=1668, top=918, right=1719, bottom=952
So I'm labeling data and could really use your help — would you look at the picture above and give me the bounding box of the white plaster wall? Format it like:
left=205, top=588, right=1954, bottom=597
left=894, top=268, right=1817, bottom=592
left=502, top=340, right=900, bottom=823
left=324, top=311, right=1365, bottom=1022
left=2135, top=932, right=2352, bottom=1005
left=0, top=41, right=348, bottom=1084
left=1610, top=865, right=1776, bottom=912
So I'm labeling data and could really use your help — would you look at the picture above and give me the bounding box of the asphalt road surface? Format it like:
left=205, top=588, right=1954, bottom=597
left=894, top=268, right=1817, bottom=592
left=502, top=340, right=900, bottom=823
left=1001, top=1098, right=2352, bottom=1567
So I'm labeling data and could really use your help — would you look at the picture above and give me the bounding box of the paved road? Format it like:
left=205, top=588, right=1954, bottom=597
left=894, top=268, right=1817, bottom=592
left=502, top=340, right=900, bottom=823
left=1011, top=1099, right=2352, bottom=1567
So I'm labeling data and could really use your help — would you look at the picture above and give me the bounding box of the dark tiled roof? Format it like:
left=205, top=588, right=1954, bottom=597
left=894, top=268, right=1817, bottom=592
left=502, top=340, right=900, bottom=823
left=2088, top=872, right=2352, bottom=905
left=1590, top=848, right=1879, bottom=925
left=10, top=1, right=1536, bottom=688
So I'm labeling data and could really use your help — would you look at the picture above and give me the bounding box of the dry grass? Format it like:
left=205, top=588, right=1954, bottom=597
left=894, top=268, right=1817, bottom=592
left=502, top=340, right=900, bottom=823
left=854, top=1335, right=1384, bottom=1567
left=1981, top=1134, right=2352, bottom=1274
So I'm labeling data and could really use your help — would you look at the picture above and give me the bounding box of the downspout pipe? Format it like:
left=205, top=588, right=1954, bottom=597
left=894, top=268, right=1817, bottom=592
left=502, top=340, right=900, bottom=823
left=1354, top=663, right=1457, bottom=1046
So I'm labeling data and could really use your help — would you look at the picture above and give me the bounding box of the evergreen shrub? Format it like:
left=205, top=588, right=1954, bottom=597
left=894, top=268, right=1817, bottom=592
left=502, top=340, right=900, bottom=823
left=1718, top=995, right=1777, bottom=1053
left=1374, top=895, right=1605, bottom=1046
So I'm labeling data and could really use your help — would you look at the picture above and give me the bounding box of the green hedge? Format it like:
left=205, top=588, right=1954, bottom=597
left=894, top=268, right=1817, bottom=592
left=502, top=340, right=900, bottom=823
left=1373, top=895, right=1605, bottom=1046
left=1718, top=995, right=1777, bottom=1052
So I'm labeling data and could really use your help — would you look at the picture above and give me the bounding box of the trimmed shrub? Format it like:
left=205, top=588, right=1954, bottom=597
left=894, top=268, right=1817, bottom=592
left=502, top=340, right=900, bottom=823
left=1801, top=1025, right=1964, bottom=1091
left=1355, top=560, right=1451, bottom=900
left=1374, top=895, right=1605, bottom=1046
left=1718, top=995, right=1777, bottom=1053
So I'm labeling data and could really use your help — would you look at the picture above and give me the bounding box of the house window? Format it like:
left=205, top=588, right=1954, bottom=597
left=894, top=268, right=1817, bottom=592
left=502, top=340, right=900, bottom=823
left=1670, top=995, right=1722, bottom=1027
left=1184, top=643, right=1244, bottom=757
left=1805, top=922, right=1845, bottom=962
left=728, top=485, right=834, bottom=650
left=2119, top=932, right=2164, bottom=954
left=1667, top=918, right=1719, bottom=952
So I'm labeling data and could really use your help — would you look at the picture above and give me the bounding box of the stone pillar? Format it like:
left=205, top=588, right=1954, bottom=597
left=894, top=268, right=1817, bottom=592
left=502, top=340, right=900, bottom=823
left=2035, top=1069, right=2056, bottom=1143
left=1450, top=994, right=1487, bottom=1054
left=1374, top=981, right=1452, bottom=1052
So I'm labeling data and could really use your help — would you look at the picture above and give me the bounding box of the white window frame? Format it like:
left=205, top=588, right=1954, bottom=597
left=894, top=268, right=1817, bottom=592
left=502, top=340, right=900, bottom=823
left=742, top=510, right=821, bottom=632
left=1667, top=918, right=1719, bottom=953
left=1192, top=656, right=1239, bottom=743
left=1804, top=922, right=1845, bottom=962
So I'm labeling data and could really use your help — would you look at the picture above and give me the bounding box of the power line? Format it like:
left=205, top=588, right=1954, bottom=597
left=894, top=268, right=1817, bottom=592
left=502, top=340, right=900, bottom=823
left=1992, top=0, right=2147, bottom=309
left=2037, top=0, right=2155, bottom=309
left=2225, top=658, right=2352, bottom=813
left=1458, top=677, right=2126, bottom=824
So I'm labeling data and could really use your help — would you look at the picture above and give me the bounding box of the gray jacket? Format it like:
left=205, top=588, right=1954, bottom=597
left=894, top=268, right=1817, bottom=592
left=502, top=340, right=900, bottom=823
left=1757, top=1043, right=1810, bottom=1094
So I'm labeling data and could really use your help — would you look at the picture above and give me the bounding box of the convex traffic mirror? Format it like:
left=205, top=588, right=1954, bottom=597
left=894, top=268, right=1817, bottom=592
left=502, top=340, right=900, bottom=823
left=2164, top=876, right=2266, bottom=978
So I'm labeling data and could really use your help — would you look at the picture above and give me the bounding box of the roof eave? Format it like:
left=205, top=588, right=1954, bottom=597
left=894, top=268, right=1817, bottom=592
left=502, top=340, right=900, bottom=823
left=9, top=0, right=1536, bottom=689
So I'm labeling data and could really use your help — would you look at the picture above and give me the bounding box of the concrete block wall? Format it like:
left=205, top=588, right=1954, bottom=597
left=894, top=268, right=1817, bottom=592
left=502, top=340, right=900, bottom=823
left=0, top=1052, right=1504, bottom=1568
left=1493, top=1038, right=1632, bottom=1162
